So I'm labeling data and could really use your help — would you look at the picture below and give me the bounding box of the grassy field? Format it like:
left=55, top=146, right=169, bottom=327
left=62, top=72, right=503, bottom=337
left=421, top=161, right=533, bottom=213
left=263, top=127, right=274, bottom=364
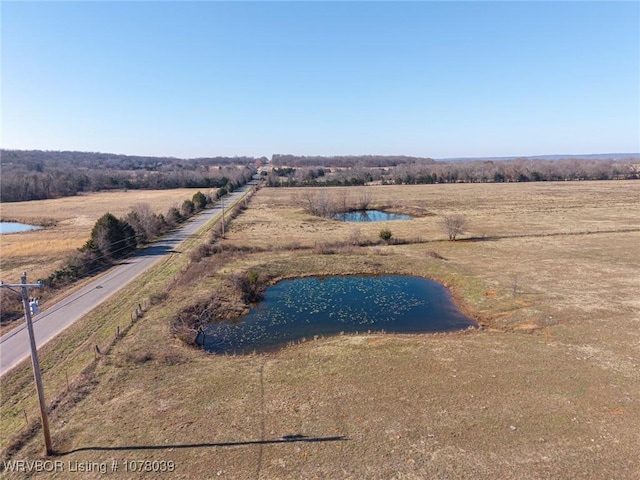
left=1, top=181, right=639, bottom=479
left=0, top=188, right=217, bottom=335
left=0, top=188, right=216, bottom=283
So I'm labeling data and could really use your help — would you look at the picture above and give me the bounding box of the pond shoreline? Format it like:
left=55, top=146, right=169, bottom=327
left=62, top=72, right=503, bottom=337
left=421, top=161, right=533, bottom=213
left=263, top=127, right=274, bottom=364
left=199, top=273, right=479, bottom=355
left=0, top=221, right=44, bottom=234
left=331, top=209, right=414, bottom=222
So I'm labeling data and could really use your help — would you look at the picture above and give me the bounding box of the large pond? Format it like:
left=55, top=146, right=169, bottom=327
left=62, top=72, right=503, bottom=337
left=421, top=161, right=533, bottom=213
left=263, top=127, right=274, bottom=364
left=332, top=210, right=413, bottom=222
left=0, top=222, right=42, bottom=234
left=201, top=275, right=476, bottom=354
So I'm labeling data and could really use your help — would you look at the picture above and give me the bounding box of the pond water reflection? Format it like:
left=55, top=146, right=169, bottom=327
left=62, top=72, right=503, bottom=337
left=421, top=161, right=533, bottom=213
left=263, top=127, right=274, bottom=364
left=201, top=275, right=476, bottom=354
left=332, top=210, right=413, bottom=222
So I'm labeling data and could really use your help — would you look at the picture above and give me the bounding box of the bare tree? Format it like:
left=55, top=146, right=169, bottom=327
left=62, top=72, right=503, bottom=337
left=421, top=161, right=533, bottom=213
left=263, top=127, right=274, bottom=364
left=336, top=189, right=350, bottom=213
left=315, top=189, right=334, bottom=218
left=294, top=189, right=318, bottom=215
left=441, top=214, right=467, bottom=241
left=349, top=227, right=362, bottom=246
left=356, top=190, right=372, bottom=211
left=294, top=189, right=336, bottom=217
left=126, top=203, right=160, bottom=243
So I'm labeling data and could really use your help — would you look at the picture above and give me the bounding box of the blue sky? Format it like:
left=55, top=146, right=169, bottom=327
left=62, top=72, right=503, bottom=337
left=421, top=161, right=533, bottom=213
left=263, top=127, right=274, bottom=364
left=1, top=1, right=638, bottom=159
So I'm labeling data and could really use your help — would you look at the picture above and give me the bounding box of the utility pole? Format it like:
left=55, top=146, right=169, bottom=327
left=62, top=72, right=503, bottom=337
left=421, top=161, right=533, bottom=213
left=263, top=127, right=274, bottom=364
left=221, top=196, right=225, bottom=238
left=0, top=273, right=53, bottom=455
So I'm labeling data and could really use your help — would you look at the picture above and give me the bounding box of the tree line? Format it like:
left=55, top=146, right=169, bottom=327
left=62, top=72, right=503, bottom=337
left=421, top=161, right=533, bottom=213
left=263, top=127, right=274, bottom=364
left=271, top=154, right=436, bottom=168
left=265, top=157, right=639, bottom=187
left=42, top=187, right=239, bottom=290
left=0, top=188, right=238, bottom=324
left=0, top=150, right=259, bottom=202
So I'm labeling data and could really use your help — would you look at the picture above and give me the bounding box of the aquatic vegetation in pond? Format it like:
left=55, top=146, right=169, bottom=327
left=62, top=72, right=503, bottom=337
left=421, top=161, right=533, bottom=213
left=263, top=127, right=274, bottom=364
left=332, top=210, right=413, bottom=222
left=201, top=275, right=476, bottom=354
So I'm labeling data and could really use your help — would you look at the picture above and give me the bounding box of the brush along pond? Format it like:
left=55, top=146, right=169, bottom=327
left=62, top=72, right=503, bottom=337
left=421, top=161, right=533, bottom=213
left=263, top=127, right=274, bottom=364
left=200, top=275, right=477, bottom=354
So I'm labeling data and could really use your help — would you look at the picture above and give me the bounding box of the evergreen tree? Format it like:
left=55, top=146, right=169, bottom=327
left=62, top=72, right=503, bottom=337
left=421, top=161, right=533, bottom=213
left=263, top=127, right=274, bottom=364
left=84, top=213, right=137, bottom=259
left=192, top=191, right=207, bottom=210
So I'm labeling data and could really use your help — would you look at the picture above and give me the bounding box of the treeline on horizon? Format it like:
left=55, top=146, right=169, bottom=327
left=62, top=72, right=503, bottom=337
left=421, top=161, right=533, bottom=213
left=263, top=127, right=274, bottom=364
left=271, top=154, right=436, bottom=168
left=0, top=150, right=261, bottom=202
left=266, top=156, right=639, bottom=187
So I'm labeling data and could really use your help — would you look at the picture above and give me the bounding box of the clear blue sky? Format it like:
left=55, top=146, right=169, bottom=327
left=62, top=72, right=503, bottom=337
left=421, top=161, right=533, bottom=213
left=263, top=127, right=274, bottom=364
left=1, top=1, right=638, bottom=159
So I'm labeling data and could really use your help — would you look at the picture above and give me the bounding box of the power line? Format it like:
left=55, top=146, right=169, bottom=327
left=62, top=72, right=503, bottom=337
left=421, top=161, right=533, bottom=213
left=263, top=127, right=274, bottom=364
left=0, top=273, right=53, bottom=455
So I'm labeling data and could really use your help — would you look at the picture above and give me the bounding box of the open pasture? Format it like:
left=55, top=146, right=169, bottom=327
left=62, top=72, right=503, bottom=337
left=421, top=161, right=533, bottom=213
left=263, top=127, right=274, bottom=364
left=0, top=188, right=215, bottom=283
left=3, top=180, right=640, bottom=479
left=231, top=181, right=639, bottom=248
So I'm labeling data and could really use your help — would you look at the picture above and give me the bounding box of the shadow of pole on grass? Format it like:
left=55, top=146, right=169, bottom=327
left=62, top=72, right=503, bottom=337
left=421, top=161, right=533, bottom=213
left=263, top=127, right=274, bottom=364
left=59, top=435, right=348, bottom=455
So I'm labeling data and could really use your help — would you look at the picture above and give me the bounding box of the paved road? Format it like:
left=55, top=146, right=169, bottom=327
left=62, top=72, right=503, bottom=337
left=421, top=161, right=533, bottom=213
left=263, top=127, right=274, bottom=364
left=0, top=183, right=255, bottom=377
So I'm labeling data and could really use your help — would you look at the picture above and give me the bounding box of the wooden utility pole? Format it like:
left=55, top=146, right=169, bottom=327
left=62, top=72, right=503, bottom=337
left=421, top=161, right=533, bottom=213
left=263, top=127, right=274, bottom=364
left=0, top=273, right=53, bottom=454
left=221, top=197, right=225, bottom=238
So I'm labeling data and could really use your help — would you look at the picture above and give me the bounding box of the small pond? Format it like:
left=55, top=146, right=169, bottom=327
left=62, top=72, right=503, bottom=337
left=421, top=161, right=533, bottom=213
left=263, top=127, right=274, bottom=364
left=201, top=275, right=476, bottom=354
left=0, top=222, right=42, bottom=234
left=332, top=210, right=413, bottom=222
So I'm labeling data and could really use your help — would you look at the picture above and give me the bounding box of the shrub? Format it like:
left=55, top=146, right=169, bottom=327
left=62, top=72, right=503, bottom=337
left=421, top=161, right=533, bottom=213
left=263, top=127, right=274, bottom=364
left=165, top=207, right=183, bottom=227
left=0, top=290, right=23, bottom=324
left=232, top=270, right=267, bottom=303
left=181, top=199, right=195, bottom=217
left=149, top=290, right=169, bottom=305
left=189, top=243, right=214, bottom=263
left=192, top=191, right=207, bottom=210
left=125, top=350, right=155, bottom=364
left=210, top=222, right=224, bottom=240
left=379, top=228, right=393, bottom=243
left=171, top=297, right=220, bottom=344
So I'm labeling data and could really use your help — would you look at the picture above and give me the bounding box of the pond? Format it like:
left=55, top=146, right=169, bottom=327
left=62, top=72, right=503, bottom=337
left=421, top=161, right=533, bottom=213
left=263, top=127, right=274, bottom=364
left=0, top=222, right=42, bottom=234
left=200, top=275, right=476, bottom=354
left=332, top=210, right=413, bottom=222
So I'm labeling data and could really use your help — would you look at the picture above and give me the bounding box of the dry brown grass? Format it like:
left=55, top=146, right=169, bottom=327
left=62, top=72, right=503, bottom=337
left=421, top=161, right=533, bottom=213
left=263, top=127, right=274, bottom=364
left=3, top=181, right=640, bottom=479
left=230, top=182, right=639, bottom=249
left=0, top=188, right=215, bottom=285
